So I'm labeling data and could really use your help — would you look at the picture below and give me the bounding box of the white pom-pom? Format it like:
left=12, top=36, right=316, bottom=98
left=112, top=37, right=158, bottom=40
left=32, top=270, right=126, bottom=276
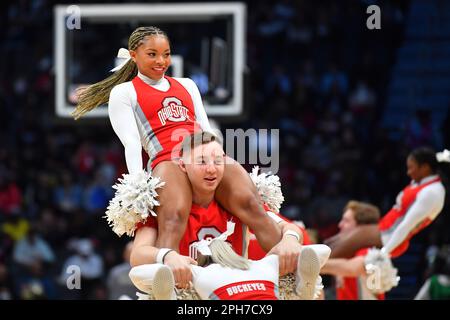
left=104, top=170, right=165, bottom=237
left=436, top=149, right=450, bottom=163
left=364, top=248, right=400, bottom=294
left=249, top=166, right=285, bottom=212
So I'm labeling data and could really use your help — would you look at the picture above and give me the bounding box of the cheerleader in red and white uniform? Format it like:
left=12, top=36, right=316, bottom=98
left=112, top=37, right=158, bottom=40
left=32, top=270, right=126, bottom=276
left=326, top=147, right=449, bottom=259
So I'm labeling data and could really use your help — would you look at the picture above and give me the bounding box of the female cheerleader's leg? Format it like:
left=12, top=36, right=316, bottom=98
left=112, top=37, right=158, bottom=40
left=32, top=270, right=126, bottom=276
left=152, top=160, right=193, bottom=250
left=325, top=225, right=383, bottom=258
left=215, top=158, right=282, bottom=252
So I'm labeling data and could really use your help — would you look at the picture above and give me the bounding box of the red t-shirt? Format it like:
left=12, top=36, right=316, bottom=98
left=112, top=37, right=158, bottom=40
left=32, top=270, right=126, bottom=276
left=247, top=205, right=311, bottom=260
left=336, top=248, right=385, bottom=300
left=136, top=200, right=245, bottom=258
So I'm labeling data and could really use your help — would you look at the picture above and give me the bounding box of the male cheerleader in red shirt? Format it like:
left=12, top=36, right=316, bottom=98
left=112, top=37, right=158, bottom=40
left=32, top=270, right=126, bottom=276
left=321, top=201, right=386, bottom=300
left=128, top=132, right=330, bottom=299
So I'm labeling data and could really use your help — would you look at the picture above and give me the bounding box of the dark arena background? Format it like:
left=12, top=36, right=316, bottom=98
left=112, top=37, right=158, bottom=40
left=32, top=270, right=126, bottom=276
left=1, top=0, right=450, bottom=301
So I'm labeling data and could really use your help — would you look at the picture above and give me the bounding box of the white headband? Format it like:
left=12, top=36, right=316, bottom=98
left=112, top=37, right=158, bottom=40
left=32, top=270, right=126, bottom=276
left=110, top=48, right=131, bottom=72
left=194, top=221, right=236, bottom=256
left=436, top=149, right=450, bottom=163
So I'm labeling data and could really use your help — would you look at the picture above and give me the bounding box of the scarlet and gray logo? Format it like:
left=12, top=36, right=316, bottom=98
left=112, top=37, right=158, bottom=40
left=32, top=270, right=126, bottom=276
left=158, top=97, right=191, bottom=125
left=188, top=227, right=221, bottom=260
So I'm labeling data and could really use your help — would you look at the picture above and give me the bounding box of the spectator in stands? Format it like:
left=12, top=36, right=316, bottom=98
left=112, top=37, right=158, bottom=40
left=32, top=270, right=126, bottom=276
left=53, top=171, right=82, bottom=213
left=13, top=225, right=55, bottom=269
left=60, top=238, right=104, bottom=299
left=0, top=169, right=21, bottom=217
left=2, top=212, right=30, bottom=242
left=12, top=226, right=57, bottom=299
left=106, top=242, right=136, bottom=300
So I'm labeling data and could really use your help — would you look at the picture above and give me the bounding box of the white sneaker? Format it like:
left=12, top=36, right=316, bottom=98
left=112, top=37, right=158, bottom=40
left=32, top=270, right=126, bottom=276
left=152, top=265, right=176, bottom=300
left=295, top=247, right=321, bottom=300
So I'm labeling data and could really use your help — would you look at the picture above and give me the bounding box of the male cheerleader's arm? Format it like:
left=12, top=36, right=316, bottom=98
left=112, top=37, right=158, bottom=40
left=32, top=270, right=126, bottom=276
left=280, top=223, right=303, bottom=243
left=130, top=225, right=197, bottom=289
left=108, top=86, right=143, bottom=173
left=266, top=213, right=303, bottom=275
left=383, top=187, right=443, bottom=254
left=266, top=211, right=303, bottom=244
left=180, top=78, right=214, bottom=133
left=129, top=226, right=159, bottom=266
left=320, top=256, right=365, bottom=278
left=130, top=226, right=196, bottom=266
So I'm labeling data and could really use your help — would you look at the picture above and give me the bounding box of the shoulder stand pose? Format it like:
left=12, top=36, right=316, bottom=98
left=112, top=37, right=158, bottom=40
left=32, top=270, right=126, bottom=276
left=73, top=26, right=288, bottom=288
left=128, top=132, right=331, bottom=299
